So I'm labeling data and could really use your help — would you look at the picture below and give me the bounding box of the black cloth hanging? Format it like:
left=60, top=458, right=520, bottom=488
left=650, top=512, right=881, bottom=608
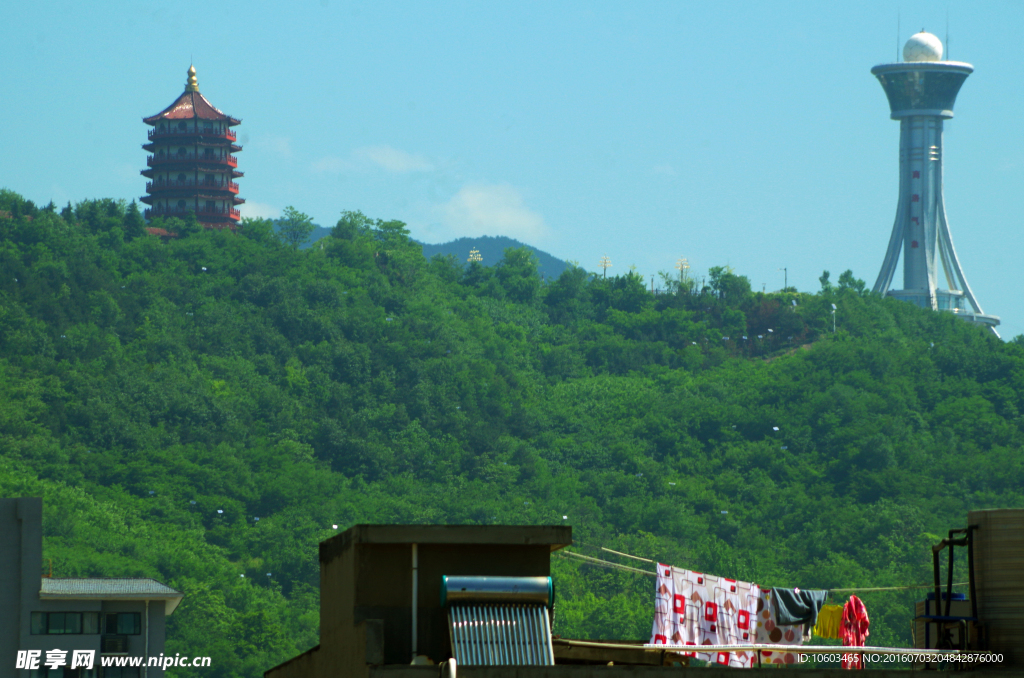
left=770, top=588, right=829, bottom=626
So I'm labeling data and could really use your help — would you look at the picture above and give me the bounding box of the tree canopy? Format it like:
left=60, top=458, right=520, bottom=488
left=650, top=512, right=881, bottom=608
left=1, top=187, right=1022, bottom=674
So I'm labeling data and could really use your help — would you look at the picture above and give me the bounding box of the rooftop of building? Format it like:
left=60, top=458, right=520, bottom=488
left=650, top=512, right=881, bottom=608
left=40, top=577, right=184, bottom=613
left=320, top=524, right=573, bottom=563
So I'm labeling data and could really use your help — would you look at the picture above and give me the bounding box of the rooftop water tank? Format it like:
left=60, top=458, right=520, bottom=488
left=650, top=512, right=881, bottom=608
left=967, top=508, right=1024, bottom=664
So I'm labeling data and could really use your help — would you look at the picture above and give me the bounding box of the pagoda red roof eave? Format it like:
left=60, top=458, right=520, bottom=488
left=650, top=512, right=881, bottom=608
left=142, top=91, right=241, bottom=125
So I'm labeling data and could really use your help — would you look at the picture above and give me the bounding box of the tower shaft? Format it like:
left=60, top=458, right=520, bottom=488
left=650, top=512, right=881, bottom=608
left=876, top=115, right=944, bottom=301
left=870, top=53, right=999, bottom=334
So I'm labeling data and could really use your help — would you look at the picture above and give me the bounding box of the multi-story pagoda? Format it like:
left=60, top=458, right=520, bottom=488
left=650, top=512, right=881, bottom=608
left=140, top=65, right=244, bottom=229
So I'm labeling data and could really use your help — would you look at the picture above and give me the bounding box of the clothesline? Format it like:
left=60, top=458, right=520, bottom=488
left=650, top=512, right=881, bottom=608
left=559, top=550, right=653, bottom=576
left=829, top=582, right=968, bottom=593
left=562, top=548, right=968, bottom=593
left=601, top=546, right=654, bottom=563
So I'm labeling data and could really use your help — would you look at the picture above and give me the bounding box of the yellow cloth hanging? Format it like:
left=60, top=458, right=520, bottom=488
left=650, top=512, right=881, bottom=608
left=813, top=604, right=843, bottom=639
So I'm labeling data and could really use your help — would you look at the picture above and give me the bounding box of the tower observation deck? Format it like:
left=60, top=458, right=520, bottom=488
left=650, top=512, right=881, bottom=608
left=871, top=32, right=999, bottom=335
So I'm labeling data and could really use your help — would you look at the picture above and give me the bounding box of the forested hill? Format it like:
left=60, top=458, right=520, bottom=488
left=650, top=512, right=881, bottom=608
left=418, top=235, right=569, bottom=280
left=2, top=190, right=1023, bottom=677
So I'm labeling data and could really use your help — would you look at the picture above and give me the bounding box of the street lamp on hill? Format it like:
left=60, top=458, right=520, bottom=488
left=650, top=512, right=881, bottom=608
left=675, top=257, right=690, bottom=291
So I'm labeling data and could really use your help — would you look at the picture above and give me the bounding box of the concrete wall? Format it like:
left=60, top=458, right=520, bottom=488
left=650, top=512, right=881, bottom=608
left=0, top=498, right=44, bottom=678
left=0, top=498, right=170, bottom=678
left=342, top=542, right=554, bottom=667
left=102, top=600, right=167, bottom=676
left=307, top=525, right=568, bottom=678
left=0, top=499, right=32, bottom=678
left=970, top=509, right=1024, bottom=666
left=265, top=645, right=320, bottom=678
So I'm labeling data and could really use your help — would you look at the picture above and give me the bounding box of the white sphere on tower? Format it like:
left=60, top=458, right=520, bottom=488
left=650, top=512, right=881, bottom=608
left=903, top=31, right=943, bottom=62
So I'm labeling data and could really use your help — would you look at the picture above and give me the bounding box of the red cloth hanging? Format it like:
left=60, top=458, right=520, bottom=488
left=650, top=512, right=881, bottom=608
left=840, top=595, right=870, bottom=669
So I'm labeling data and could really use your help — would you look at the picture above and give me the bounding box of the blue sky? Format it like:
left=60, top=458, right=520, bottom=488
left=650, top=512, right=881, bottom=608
left=4, top=1, right=1024, bottom=337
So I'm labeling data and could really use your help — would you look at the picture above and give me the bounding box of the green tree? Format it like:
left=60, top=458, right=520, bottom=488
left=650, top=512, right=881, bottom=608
left=176, top=210, right=203, bottom=238
left=708, top=265, right=751, bottom=301
left=239, top=217, right=280, bottom=246
left=496, top=247, right=542, bottom=304
left=819, top=269, right=832, bottom=292
left=124, top=200, right=146, bottom=240
left=838, top=269, right=866, bottom=294
left=1, top=188, right=1020, bottom=671
left=277, top=206, right=315, bottom=249
left=331, top=210, right=374, bottom=241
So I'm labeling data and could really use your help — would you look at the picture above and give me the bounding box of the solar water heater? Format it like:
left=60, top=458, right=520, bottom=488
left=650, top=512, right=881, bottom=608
left=441, top=575, right=555, bottom=666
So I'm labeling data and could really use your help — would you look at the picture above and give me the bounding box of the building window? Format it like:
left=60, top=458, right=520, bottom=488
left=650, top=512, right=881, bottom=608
left=30, top=612, right=99, bottom=634
left=177, top=173, right=187, bottom=183
left=178, top=148, right=188, bottom=158
left=177, top=200, right=187, bottom=209
left=911, top=194, right=920, bottom=202
left=178, top=121, right=187, bottom=131
left=912, top=170, right=920, bottom=178
left=104, top=612, right=141, bottom=635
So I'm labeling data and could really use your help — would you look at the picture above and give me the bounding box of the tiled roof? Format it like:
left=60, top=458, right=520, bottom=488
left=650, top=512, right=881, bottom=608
left=40, top=578, right=182, bottom=598
left=143, top=91, right=240, bottom=125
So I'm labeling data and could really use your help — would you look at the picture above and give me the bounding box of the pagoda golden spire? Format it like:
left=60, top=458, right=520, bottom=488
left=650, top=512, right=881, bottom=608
left=185, top=65, right=199, bottom=93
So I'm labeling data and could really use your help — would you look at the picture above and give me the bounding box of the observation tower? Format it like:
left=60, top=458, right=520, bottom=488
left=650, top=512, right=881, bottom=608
left=870, top=32, right=999, bottom=334
left=141, top=66, right=244, bottom=229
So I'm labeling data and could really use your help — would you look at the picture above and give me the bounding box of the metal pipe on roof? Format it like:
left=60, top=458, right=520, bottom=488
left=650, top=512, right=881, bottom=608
left=484, top=606, right=497, bottom=665
left=411, top=543, right=418, bottom=662
left=541, top=607, right=555, bottom=664
left=469, top=606, right=480, bottom=665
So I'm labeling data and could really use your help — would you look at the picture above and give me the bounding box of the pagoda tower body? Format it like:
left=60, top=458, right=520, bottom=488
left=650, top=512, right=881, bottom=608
left=141, top=66, right=244, bottom=229
left=870, top=32, right=999, bottom=335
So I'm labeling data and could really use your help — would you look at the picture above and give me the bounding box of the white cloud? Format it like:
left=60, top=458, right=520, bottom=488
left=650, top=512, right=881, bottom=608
left=439, top=184, right=548, bottom=242
left=310, top=145, right=434, bottom=174
left=238, top=202, right=280, bottom=220
left=115, top=162, right=140, bottom=181
left=249, top=136, right=292, bottom=158
left=311, top=156, right=354, bottom=173
left=354, top=145, right=434, bottom=173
